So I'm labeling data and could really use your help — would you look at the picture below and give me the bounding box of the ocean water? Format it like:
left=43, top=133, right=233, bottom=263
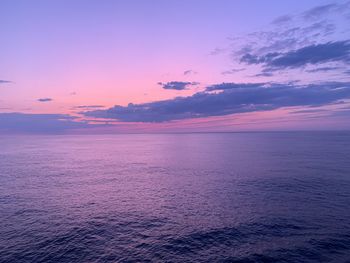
left=0, top=132, right=350, bottom=263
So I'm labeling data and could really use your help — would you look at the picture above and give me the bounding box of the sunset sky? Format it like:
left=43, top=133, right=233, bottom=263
left=1, top=0, right=350, bottom=133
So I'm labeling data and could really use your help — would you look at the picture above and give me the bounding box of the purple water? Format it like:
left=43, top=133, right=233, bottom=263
left=1, top=132, right=350, bottom=262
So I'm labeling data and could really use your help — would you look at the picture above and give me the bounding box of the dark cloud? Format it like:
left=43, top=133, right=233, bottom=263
left=229, top=1, right=349, bottom=79
left=183, top=70, right=197, bottom=75
left=268, top=41, right=350, bottom=68
left=0, top=113, right=103, bottom=134
left=84, top=82, right=350, bottom=123
left=158, top=81, right=199, bottom=90
left=240, top=41, right=350, bottom=71
left=37, top=98, right=53, bottom=102
left=240, top=52, right=280, bottom=65
left=225, top=1, right=350, bottom=84
left=255, top=38, right=300, bottom=55
left=234, top=20, right=337, bottom=60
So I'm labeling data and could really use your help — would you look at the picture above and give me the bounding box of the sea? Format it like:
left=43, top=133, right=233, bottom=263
left=0, top=132, right=350, bottom=262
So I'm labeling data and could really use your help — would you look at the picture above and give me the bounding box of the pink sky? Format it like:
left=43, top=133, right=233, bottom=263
left=1, top=0, right=350, bottom=133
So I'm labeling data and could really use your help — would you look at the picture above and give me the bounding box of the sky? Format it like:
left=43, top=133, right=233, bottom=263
left=1, top=0, right=350, bottom=134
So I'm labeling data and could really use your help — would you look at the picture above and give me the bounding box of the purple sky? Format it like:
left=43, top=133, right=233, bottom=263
left=1, top=0, right=350, bottom=133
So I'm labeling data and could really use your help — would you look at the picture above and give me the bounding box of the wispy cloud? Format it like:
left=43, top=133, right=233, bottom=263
left=183, top=70, right=197, bottom=75
left=0, top=80, right=12, bottom=84
left=271, top=15, right=293, bottom=25
left=73, top=105, right=105, bottom=109
left=251, top=72, right=274, bottom=77
left=205, top=82, right=266, bottom=91
left=290, top=109, right=328, bottom=114
left=302, top=3, right=338, bottom=20
left=233, top=20, right=337, bottom=58
left=210, top=47, right=227, bottom=56
left=84, top=82, right=350, bottom=122
left=224, top=2, right=350, bottom=79
left=157, top=81, right=199, bottom=90
left=221, top=68, right=245, bottom=75
left=306, top=66, right=343, bottom=73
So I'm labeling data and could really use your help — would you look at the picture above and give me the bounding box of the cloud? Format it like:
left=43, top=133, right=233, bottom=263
left=302, top=3, right=338, bottom=20
left=240, top=41, right=350, bottom=71
left=306, top=66, right=343, bottom=73
left=37, top=98, right=53, bottom=102
left=0, top=80, right=12, bottom=84
left=84, top=81, right=350, bottom=123
left=290, top=109, right=328, bottom=114
left=157, top=81, right=199, bottom=90
left=183, top=70, right=197, bottom=75
left=225, top=2, right=349, bottom=80
left=73, top=105, right=105, bottom=109
left=210, top=47, right=226, bottom=55
left=221, top=68, right=245, bottom=75
left=205, top=82, right=266, bottom=91
left=272, top=15, right=293, bottom=25
left=331, top=109, right=350, bottom=117
left=251, top=72, right=274, bottom=77
left=0, top=113, right=103, bottom=134
left=233, top=20, right=337, bottom=59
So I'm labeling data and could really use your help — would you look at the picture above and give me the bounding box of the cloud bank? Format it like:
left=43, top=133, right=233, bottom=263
left=0, top=113, right=103, bottom=134
left=84, top=82, right=350, bottom=122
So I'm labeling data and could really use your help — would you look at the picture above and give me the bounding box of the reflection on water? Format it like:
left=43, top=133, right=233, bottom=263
left=0, top=132, right=350, bottom=262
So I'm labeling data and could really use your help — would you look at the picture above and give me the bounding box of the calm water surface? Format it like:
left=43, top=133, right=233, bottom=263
left=0, top=132, right=350, bottom=262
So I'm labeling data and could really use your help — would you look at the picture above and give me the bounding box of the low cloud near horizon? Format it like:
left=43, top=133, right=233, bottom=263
left=0, top=80, right=12, bottom=84
left=84, top=81, right=350, bottom=122
left=0, top=113, right=106, bottom=134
